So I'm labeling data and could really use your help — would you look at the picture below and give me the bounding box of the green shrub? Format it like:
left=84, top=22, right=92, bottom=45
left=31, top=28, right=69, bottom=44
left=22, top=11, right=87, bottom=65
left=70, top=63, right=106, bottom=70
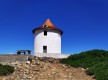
left=59, top=49, right=108, bottom=80
left=86, top=61, right=108, bottom=79
left=0, top=64, right=14, bottom=76
left=96, top=69, right=108, bottom=80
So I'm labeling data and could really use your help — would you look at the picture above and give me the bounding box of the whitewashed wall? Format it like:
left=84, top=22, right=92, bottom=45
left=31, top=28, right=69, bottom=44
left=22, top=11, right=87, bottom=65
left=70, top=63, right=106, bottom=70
left=34, top=29, right=61, bottom=56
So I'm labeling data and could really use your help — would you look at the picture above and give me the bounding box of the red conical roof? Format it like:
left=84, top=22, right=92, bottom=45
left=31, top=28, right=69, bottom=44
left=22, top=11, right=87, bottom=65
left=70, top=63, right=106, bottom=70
left=40, top=19, right=56, bottom=29
left=32, top=19, right=63, bottom=35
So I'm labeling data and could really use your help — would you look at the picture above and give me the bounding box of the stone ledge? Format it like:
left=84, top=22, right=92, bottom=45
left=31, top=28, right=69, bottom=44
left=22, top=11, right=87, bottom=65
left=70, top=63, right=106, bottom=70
left=35, top=53, right=71, bottom=58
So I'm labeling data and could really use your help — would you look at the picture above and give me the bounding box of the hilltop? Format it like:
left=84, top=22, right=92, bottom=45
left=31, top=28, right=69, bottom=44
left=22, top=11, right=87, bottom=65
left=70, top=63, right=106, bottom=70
left=0, top=55, right=94, bottom=80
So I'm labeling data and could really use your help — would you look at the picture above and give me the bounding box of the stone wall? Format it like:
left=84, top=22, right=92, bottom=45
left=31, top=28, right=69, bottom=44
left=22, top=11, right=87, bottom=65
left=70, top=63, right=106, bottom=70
left=0, top=54, right=32, bottom=62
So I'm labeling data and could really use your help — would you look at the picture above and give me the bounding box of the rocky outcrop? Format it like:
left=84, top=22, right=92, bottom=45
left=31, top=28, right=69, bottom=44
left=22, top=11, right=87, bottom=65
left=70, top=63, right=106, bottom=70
left=0, top=56, right=95, bottom=80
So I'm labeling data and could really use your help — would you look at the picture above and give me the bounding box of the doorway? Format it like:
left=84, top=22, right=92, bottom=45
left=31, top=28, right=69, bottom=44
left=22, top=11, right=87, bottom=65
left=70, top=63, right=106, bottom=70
left=43, top=46, right=47, bottom=53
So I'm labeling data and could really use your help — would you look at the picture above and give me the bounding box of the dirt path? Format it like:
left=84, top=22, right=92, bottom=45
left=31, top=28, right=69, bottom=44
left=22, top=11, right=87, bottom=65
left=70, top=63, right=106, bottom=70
left=38, top=63, right=95, bottom=80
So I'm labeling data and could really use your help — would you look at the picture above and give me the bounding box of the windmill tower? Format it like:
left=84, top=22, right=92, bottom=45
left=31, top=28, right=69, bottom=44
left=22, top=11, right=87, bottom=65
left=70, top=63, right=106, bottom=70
left=32, top=19, right=63, bottom=56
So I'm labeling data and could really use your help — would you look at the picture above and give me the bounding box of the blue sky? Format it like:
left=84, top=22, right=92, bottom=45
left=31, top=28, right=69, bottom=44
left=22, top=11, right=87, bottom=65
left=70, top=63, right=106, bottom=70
left=0, top=0, right=108, bottom=54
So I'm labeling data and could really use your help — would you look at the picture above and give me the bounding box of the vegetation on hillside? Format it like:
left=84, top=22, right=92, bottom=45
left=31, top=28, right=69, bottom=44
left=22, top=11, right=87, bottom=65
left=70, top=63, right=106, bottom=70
left=59, top=49, right=108, bottom=80
left=0, top=64, right=14, bottom=76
